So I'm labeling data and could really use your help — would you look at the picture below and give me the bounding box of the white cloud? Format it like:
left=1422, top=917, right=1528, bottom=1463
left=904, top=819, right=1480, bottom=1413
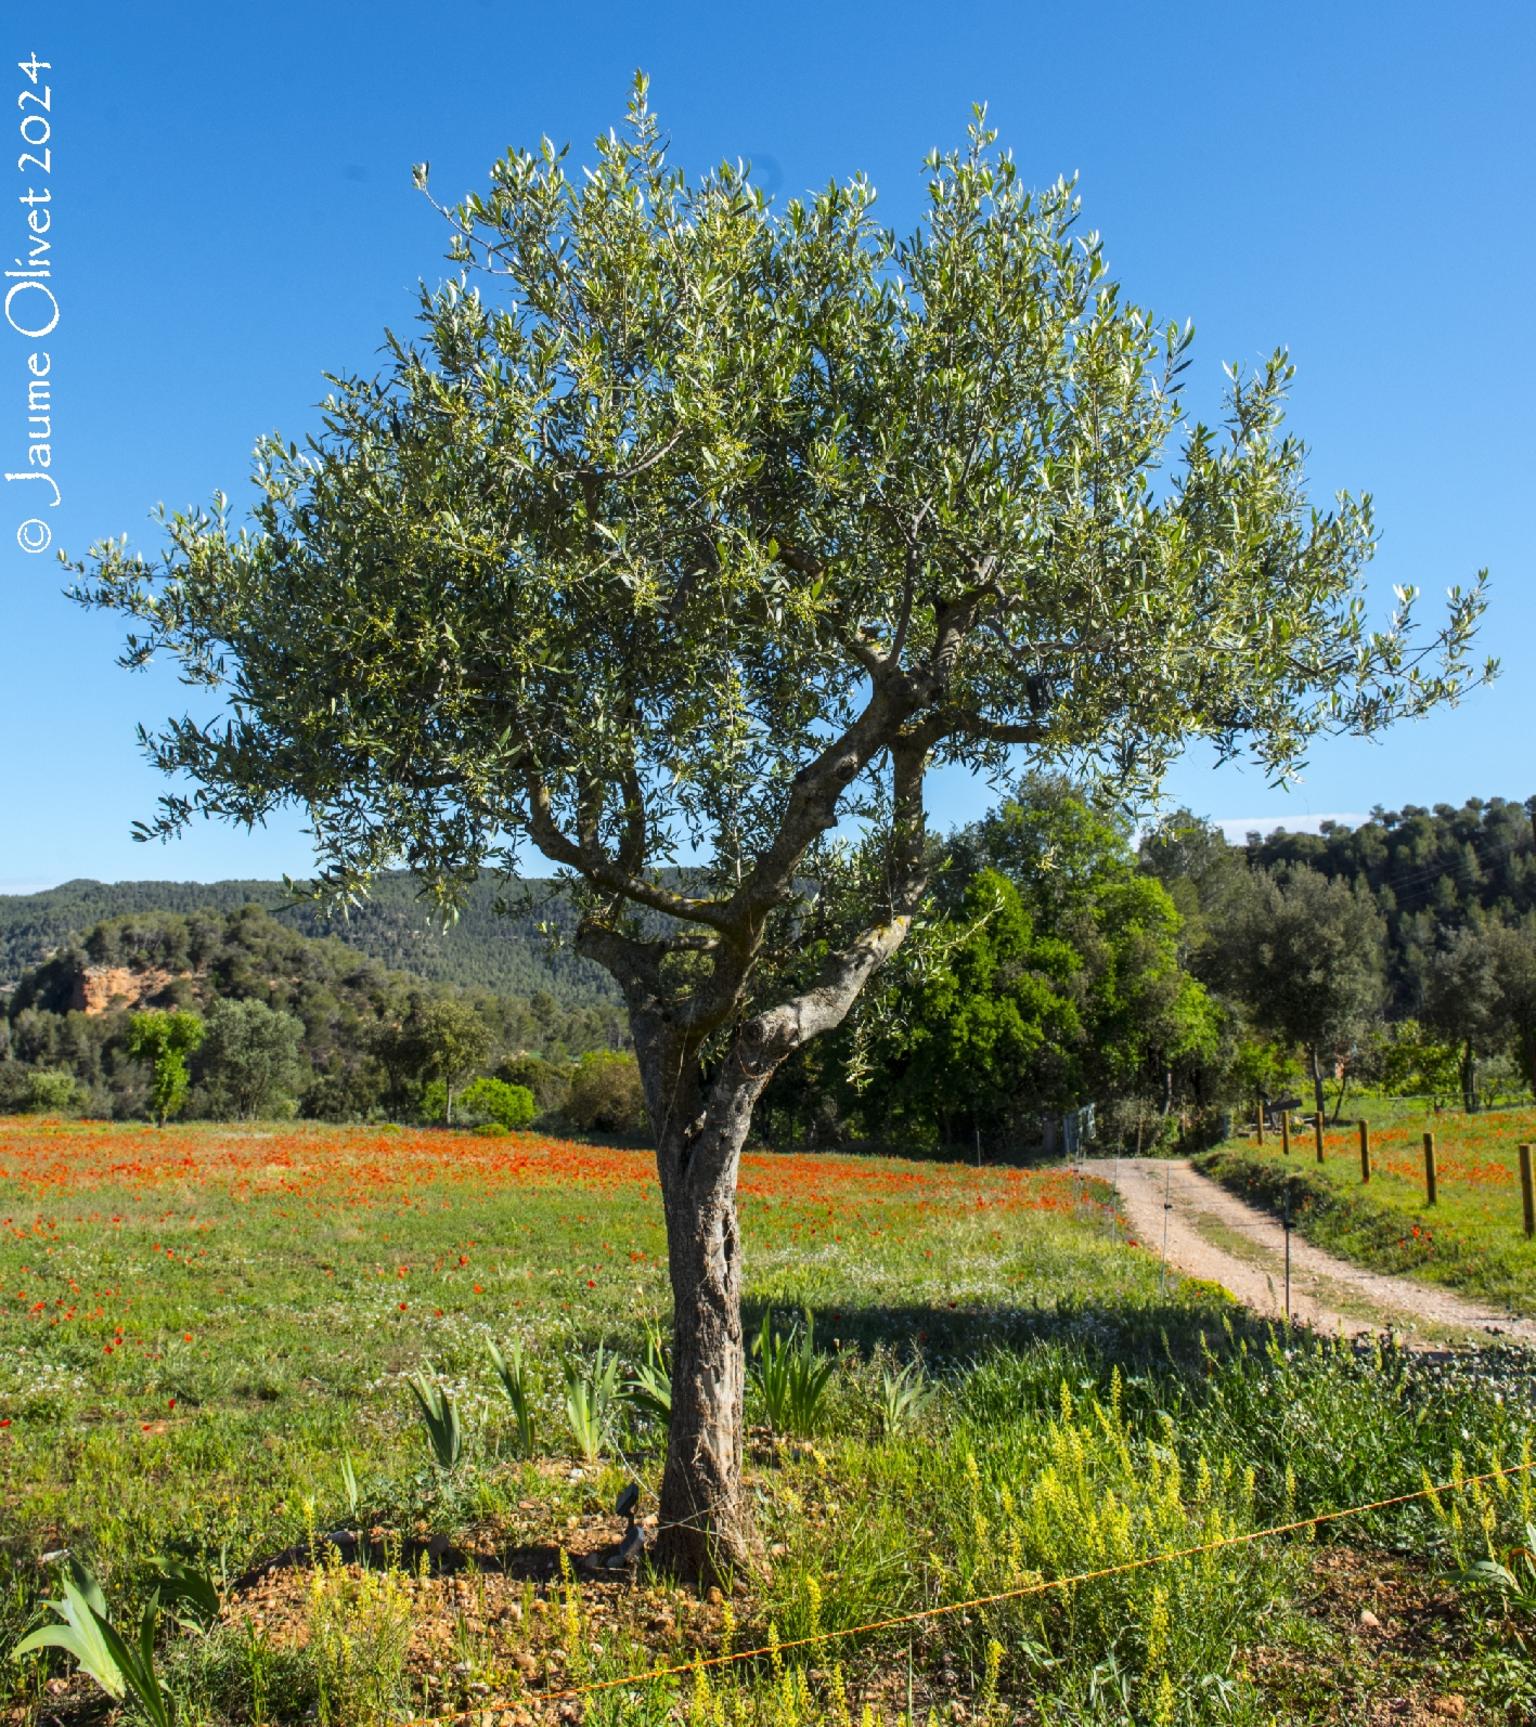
left=1215, top=813, right=1370, bottom=844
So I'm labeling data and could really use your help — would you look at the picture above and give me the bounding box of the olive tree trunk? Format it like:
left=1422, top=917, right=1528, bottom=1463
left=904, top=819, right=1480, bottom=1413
left=564, top=722, right=934, bottom=1582
left=618, top=909, right=920, bottom=1580
left=654, top=1117, right=751, bottom=1576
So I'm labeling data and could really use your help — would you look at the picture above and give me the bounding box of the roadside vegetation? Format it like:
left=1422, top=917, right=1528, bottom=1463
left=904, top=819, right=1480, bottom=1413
left=1196, top=1098, right=1536, bottom=1318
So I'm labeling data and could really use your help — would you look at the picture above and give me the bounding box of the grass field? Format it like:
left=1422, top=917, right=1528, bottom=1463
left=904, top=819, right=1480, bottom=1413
left=2, top=1118, right=1534, bottom=1725
left=1195, top=1101, right=1536, bottom=1318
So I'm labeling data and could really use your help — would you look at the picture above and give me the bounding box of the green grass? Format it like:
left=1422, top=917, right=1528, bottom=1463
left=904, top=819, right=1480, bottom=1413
left=1196, top=1098, right=1536, bottom=1318
left=2, top=1117, right=1534, bottom=1725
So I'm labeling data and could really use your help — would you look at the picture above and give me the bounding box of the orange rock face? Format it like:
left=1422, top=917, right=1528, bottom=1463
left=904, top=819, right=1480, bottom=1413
left=72, top=964, right=185, bottom=1015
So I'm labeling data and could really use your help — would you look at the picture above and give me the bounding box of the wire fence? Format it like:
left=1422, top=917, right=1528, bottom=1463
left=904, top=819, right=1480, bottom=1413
left=1240, top=1107, right=1536, bottom=1245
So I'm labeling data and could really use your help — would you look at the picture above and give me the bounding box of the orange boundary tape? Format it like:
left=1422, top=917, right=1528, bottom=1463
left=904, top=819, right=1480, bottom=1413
left=398, top=1458, right=1534, bottom=1722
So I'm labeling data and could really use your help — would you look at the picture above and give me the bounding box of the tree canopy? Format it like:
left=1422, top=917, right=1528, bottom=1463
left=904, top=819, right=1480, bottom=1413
left=1213, top=865, right=1388, bottom=1120
left=797, top=781, right=1217, bottom=1152
left=76, top=85, right=1485, bottom=958
left=197, top=997, right=307, bottom=1120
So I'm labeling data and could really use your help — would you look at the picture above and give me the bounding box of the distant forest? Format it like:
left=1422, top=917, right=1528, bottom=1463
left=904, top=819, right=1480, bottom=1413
left=0, top=898, right=631, bottom=1126
left=0, top=873, right=613, bottom=1002
left=5, top=792, right=1536, bottom=1145
left=1231, top=797, right=1536, bottom=1009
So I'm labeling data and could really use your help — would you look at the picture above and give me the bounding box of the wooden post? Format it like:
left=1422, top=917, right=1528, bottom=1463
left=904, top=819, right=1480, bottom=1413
left=1314, top=1112, right=1325, bottom=1163
left=1280, top=1112, right=1291, bottom=1157
left=1422, top=1131, right=1437, bottom=1206
left=1520, top=1143, right=1535, bottom=1240
left=1255, top=1100, right=1264, bottom=1146
left=1359, top=1119, right=1371, bottom=1184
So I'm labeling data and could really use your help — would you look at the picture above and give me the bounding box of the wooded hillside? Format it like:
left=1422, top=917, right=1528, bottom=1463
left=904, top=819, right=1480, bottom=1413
left=0, top=874, right=612, bottom=1002
left=1, top=902, right=628, bottom=1122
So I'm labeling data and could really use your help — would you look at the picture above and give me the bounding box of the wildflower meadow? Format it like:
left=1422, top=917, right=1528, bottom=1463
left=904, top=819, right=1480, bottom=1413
left=2, top=1117, right=1533, bottom=1724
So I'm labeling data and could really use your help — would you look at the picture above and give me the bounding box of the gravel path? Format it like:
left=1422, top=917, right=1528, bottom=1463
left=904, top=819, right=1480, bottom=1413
left=1109, top=1157, right=1536, bottom=1347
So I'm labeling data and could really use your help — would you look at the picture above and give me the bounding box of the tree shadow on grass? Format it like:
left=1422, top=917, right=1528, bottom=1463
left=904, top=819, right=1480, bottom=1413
left=739, top=1288, right=1280, bottom=1382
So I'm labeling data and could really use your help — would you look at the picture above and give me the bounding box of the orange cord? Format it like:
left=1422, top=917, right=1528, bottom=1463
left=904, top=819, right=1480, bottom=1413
left=396, top=1457, right=1534, bottom=1722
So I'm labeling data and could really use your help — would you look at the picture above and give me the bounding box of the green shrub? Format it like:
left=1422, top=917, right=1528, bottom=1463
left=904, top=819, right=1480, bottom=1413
left=563, top=1050, right=648, bottom=1137
left=460, top=1076, right=536, bottom=1131
left=20, top=1068, right=83, bottom=1115
left=496, top=1052, right=570, bottom=1117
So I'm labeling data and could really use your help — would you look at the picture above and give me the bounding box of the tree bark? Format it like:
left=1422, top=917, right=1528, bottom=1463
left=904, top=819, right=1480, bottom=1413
left=652, top=1116, right=751, bottom=1579
left=1308, top=1044, right=1327, bottom=1124
left=1519, top=1027, right=1536, bottom=1099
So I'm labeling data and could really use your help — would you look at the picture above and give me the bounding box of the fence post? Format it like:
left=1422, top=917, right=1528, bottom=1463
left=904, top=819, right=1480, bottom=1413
left=1255, top=1100, right=1264, bottom=1147
left=1521, top=1144, right=1535, bottom=1240
left=1314, top=1112, right=1325, bottom=1163
left=1423, top=1131, right=1437, bottom=1207
left=1358, top=1119, right=1371, bottom=1184
left=1280, top=1112, right=1291, bottom=1157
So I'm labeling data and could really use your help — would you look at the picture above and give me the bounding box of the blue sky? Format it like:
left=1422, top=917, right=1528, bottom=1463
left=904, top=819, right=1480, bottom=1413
left=2, top=2, right=1531, bottom=890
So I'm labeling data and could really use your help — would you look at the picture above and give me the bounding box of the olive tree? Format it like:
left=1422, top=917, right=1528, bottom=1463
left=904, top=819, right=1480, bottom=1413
left=71, top=83, right=1488, bottom=1576
left=395, top=996, right=492, bottom=1124
left=1422, top=922, right=1517, bottom=1111
left=1218, top=865, right=1390, bottom=1121
left=196, top=997, right=307, bottom=1120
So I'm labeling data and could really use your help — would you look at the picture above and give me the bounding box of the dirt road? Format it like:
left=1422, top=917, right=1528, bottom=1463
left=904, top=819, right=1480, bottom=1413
left=1109, top=1157, right=1536, bottom=1347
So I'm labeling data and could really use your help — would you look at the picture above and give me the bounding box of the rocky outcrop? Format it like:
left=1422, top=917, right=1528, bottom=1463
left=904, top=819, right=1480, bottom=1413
left=71, top=963, right=189, bottom=1015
